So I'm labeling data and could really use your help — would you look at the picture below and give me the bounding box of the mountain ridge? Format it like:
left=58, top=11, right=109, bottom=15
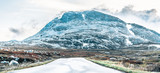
left=1, top=10, right=160, bottom=49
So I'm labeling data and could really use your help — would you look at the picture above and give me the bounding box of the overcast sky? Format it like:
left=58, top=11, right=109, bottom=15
left=0, top=0, right=160, bottom=41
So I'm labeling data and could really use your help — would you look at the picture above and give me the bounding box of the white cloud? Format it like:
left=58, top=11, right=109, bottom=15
left=95, top=5, right=160, bottom=33
left=117, top=6, right=160, bottom=33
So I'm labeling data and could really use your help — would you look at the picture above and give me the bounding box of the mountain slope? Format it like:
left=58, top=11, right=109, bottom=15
left=11, top=10, right=160, bottom=49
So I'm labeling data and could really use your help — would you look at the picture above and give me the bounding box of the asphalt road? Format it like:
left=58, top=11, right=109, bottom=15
left=9, top=58, right=123, bottom=73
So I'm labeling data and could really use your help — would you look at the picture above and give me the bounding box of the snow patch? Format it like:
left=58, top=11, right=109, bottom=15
left=57, top=11, right=66, bottom=19
left=83, top=43, right=88, bottom=46
left=9, top=60, right=19, bottom=66
left=126, top=24, right=135, bottom=36
left=126, top=38, right=132, bottom=46
left=149, top=44, right=160, bottom=48
left=82, top=14, right=85, bottom=20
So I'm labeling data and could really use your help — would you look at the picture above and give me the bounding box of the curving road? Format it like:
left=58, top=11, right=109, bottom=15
left=9, top=58, right=123, bottom=73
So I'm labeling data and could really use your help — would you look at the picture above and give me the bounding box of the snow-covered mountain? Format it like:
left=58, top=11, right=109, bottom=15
left=21, top=10, right=160, bottom=49
left=1, top=10, right=160, bottom=49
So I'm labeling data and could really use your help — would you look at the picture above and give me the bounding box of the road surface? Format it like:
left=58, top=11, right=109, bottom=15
left=9, top=58, right=123, bottom=73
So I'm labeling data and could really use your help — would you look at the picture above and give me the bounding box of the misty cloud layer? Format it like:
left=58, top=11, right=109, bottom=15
left=119, top=5, right=160, bottom=23
left=95, top=5, right=160, bottom=33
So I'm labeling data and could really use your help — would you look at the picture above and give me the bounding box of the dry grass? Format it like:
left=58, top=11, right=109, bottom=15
left=87, top=58, right=151, bottom=73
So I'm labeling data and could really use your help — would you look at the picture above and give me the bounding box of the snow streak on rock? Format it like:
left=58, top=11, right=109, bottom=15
left=126, top=24, right=135, bottom=36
